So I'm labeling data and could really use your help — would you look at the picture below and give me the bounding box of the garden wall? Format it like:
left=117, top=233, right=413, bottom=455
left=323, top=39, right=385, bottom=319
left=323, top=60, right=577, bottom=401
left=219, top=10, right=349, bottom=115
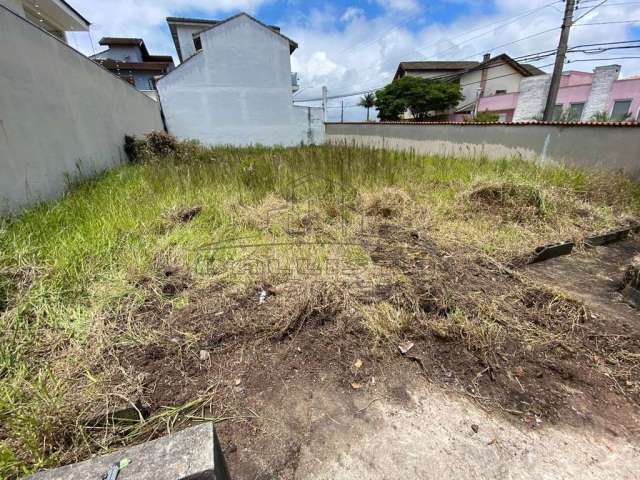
left=0, top=5, right=164, bottom=214
left=325, top=122, right=640, bottom=177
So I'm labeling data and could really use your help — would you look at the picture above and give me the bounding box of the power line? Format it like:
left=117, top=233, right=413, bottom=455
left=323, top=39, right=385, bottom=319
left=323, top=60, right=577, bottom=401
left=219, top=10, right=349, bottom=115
left=294, top=40, right=640, bottom=104
left=567, top=55, right=640, bottom=61
left=370, top=1, right=561, bottom=61
left=575, top=1, right=640, bottom=8
left=310, top=0, right=564, bottom=94
left=294, top=28, right=563, bottom=102
left=573, top=0, right=609, bottom=24
left=295, top=1, right=564, bottom=101
left=574, top=19, right=640, bottom=25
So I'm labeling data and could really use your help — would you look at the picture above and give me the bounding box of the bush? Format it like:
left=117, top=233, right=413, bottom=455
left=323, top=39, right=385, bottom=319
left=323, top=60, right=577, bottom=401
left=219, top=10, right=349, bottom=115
left=123, top=131, right=178, bottom=163
left=146, top=131, right=178, bottom=156
left=465, top=111, right=500, bottom=123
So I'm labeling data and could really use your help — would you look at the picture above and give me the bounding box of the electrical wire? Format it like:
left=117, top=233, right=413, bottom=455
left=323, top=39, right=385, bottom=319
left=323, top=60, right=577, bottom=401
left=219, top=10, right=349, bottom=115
left=573, top=0, right=609, bottom=24
left=294, top=40, right=640, bottom=104
left=294, top=29, right=564, bottom=102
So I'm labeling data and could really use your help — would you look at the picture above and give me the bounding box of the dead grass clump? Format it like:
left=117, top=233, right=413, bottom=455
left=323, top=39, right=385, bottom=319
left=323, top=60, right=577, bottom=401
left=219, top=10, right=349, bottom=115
left=468, top=182, right=545, bottom=222
left=623, top=255, right=640, bottom=290
left=360, top=187, right=411, bottom=218
left=359, top=301, right=413, bottom=342
left=134, top=262, right=192, bottom=298
left=169, top=205, right=203, bottom=225
left=580, top=173, right=639, bottom=210
left=234, top=193, right=291, bottom=231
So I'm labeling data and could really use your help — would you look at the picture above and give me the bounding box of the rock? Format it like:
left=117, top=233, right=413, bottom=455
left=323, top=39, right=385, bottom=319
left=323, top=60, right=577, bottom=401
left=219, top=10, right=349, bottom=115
left=471, top=424, right=479, bottom=434
left=199, top=350, right=210, bottom=362
left=398, top=341, right=414, bottom=355
left=84, top=400, right=149, bottom=428
left=28, top=422, right=230, bottom=479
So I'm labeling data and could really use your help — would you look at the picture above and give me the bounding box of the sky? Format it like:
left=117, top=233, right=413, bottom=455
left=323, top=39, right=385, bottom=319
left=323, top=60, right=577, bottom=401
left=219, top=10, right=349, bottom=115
left=67, top=0, right=640, bottom=121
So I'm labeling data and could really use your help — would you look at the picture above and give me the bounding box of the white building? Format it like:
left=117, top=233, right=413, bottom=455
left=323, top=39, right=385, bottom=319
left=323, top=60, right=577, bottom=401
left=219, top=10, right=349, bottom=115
left=157, top=13, right=323, bottom=147
left=394, top=54, right=543, bottom=118
left=0, top=0, right=89, bottom=42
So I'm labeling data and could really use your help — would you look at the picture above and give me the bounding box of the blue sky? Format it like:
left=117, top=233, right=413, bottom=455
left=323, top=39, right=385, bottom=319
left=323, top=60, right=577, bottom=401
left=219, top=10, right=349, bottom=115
left=67, top=0, right=640, bottom=121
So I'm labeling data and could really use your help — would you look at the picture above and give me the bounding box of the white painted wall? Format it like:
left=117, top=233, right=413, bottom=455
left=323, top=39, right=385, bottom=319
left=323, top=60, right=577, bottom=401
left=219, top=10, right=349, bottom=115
left=408, top=63, right=524, bottom=111
left=0, top=6, right=164, bottom=213
left=158, top=14, right=324, bottom=147
left=177, top=24, right=206, bottom=60
left=460, top=64, right=523, bottom=104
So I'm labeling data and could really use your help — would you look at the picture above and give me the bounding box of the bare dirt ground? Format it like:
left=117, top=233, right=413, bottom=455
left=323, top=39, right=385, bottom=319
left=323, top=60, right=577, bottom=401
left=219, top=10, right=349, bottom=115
left=92, top=234, right=640, bottom=479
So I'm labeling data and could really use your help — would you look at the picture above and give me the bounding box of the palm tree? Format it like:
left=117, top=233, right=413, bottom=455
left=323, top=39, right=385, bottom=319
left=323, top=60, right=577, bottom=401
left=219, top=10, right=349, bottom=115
left=359, top=93, right=376, bottom=122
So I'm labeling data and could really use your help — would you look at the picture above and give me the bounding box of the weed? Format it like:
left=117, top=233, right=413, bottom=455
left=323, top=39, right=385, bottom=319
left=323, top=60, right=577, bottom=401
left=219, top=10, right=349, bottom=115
left=1, top=143, right=639, bottom=477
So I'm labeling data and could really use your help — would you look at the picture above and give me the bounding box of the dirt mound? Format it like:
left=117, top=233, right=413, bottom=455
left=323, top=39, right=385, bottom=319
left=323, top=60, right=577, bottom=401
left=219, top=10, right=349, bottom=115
left=360, top=187, right=411, bottom=218
left=468, top=182, right=545, bottom=222
left=623, top=255, right=640, bottom=289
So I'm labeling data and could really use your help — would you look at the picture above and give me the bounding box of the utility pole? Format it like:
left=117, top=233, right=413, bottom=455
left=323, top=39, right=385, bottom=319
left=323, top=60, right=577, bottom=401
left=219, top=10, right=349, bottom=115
left=543, top=0, right=576, bottom=121
left=321, top=86, right=328, bottom=123
left=341, top=100, right=344, bottom=123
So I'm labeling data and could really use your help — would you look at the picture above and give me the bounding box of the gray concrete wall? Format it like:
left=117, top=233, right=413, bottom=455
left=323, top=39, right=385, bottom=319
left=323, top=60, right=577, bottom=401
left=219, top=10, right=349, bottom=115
left=0, top=5, right=164, bottom=213
left=326, top=122, right=640, bottom=176
left=158, top=14, right=324, bottom=147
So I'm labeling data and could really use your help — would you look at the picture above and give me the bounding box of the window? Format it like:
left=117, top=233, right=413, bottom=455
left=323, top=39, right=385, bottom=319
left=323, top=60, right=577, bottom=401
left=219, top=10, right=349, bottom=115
left=148, top=78, right=156, bottom=90
left=552, top=104, right=564, bottom=121
left=611, top=100, right=632, bottom=121
left=568, top=102, right=584, bottom=121
left=193, top=36, right=202, bottom=52
left=495, top=89, right=507, bottom=95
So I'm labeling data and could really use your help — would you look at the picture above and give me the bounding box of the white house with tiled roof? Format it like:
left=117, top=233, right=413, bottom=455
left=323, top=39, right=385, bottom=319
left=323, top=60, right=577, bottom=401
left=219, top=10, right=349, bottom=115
left=394, top=54, right=544, bottom=118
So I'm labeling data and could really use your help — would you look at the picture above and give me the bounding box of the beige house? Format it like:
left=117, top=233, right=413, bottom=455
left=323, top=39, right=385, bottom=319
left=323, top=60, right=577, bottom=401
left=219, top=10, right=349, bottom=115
left=394, top=53, right=543, bottom=118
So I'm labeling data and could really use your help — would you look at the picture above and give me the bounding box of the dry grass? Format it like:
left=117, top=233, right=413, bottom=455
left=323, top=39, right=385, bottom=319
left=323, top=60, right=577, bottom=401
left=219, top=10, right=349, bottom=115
left=2, top=143, right=640, bottom=477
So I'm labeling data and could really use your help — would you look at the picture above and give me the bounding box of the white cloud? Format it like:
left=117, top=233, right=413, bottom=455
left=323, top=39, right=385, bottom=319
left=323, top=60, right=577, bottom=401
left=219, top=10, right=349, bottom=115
left=66, top=0, right=640, bottom=122
left=288, top=1, right=640, bottom=120
left=67, top=0, right=272, bottom=59
left=341, top=7, right=365, bottom=23
left=375, top=0, right=420, bottom=12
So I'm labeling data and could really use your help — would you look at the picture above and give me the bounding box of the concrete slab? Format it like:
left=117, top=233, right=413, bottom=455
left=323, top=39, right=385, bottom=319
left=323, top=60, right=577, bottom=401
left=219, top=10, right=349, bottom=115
left=27, top=423, right=230, bottom=480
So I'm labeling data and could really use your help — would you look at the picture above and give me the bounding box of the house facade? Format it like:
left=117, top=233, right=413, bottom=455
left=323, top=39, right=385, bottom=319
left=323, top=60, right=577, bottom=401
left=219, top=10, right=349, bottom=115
left=157, top=13, right=323, bottom=147
left=0, top=0, right=89, bottom=42
left=91, top=37, right=175, bottom=100
left=394, top=54, right=543, bottom=118
left=478, top=65, right=640, bottom=122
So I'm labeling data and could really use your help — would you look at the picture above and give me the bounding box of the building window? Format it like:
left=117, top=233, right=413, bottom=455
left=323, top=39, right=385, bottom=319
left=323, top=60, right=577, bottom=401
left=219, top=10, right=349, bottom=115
left=495, top=89, right=507, bottom=95
left=193, top=36, right=202, bottom=51
left=552, top=104, right=564, bottom=121
left=611, top=100, right=632, bottom=120
left=568, top=102, right=584, bottom=121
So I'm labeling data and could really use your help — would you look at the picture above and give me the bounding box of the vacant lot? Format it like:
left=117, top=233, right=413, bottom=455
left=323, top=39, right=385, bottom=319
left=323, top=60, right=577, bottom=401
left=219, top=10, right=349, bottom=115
left=1, top=141, right=640, bottom=478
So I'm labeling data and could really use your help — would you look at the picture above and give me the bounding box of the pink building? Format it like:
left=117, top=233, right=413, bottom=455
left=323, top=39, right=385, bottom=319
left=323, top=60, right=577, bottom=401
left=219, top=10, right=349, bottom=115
left=476, top=65, right=640, bottom=122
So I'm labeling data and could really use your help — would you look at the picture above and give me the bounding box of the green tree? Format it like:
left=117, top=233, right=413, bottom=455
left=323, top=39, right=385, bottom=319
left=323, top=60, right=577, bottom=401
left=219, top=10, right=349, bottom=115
left=590, top=111, right=632, bottom=122
left=358, top=93, right=376, bottom=122
left=374, top=76, right=463, bottom=121
left=465, top=111, right=500, bottom=123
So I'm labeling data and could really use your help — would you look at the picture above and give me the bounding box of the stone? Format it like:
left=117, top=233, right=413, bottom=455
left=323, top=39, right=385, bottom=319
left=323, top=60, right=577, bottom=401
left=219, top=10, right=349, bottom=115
left=28, top=422, right=230, bottom=480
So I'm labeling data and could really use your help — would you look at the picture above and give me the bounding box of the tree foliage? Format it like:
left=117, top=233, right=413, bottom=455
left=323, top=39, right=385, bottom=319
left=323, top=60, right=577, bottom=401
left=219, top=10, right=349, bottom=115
left=465, top=111, right=500, bottom=123
left=374, top=76, right=464, bottom=121
left=358, top=93, right=376, bottom=121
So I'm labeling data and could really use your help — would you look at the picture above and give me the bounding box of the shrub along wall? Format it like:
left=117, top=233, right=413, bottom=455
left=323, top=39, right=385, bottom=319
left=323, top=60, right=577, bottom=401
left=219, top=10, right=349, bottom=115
left=326, top=122, right=640, bottom=177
